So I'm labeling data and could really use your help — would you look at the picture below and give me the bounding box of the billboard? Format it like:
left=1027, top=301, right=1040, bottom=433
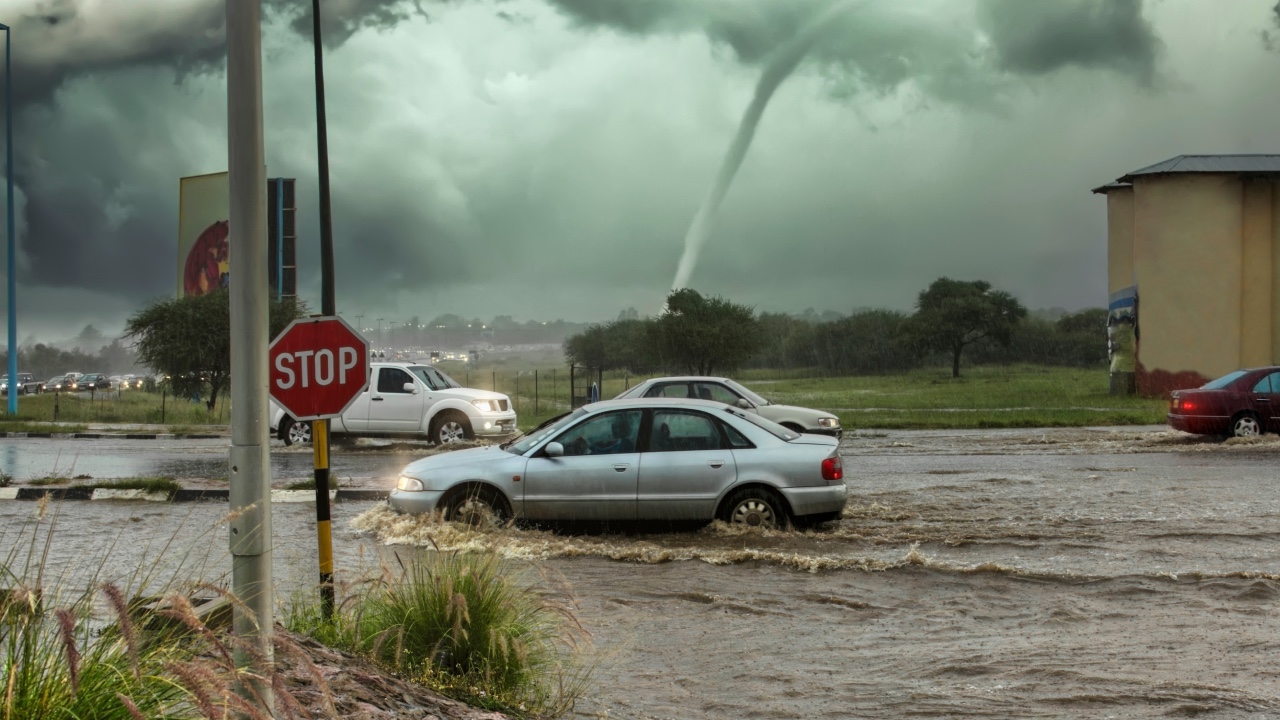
left=177, top=173, right=297, bottom=299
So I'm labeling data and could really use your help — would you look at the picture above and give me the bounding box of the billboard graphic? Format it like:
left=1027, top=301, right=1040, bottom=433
left=178, top=172, right=230, bottom=297
left=177, top=173, right=297, bottom=299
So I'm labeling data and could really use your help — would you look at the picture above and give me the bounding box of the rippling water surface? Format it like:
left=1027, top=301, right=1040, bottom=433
left=4, top=427, right=1280, bottom=718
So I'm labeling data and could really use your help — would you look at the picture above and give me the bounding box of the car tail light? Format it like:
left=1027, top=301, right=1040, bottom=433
left=821, top=455, right=843, bottom=482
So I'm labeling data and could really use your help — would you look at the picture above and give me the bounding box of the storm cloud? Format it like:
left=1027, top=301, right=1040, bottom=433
left=2, top=0, right=1279, bottom=341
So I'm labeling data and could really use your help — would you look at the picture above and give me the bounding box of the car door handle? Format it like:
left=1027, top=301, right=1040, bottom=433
left=613, top=464, right=629, bottom=472
left=708, top=460, right=724, bottom=468
left=372, top=397, right=384, bottom=401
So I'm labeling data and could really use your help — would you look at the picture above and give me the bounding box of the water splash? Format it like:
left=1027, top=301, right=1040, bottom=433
left=670, top=0, right=863, bottom=292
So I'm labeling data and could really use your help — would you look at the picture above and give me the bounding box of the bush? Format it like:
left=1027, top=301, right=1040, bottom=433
left=287, top=549, right=591, bottom=715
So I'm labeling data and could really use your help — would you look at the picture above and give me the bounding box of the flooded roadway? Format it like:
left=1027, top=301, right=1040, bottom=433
left=4, top=427, right=1280, bottom=717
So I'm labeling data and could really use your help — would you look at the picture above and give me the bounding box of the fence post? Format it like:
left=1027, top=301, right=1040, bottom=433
left=53, top=392, right=58, bottom=422
left=552, top=369, right=556, bottom=411
left=492, top=371, right=496, bottom=393
left=161, top=389, right=166, bottom=424
left=515, top=373, right=519, bottom=416
left=534, top=369, right=539, bottom=416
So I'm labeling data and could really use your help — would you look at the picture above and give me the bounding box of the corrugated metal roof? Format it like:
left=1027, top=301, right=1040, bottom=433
left=1119, top=154, right=1280, bottom=182
left=1091, top=181, right=1131, bottom=194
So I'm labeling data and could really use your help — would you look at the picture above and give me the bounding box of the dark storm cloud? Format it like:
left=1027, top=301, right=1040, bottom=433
left=11, top=0, right=420, bottom=109
left=976, top=0, right=1162, bottom=83
left=11, top=0, right=421, bottom=309
left=544, top=0, right=1163, bottom=85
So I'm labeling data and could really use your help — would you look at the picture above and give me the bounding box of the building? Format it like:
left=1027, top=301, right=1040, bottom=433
left=1094, top=155, right=1280, bottom=396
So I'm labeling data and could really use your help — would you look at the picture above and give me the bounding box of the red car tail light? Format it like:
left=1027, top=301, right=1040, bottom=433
left=821, top=455, right=843, bottom=482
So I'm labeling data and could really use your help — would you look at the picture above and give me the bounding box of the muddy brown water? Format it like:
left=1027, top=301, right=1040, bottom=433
left=4, top=427, right=1280, bottom=718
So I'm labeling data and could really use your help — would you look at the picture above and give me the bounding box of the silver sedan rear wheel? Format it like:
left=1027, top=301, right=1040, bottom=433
left=724, top=489, right=785, bottom=530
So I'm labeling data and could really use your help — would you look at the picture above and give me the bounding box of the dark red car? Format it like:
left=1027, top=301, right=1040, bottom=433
left=1168, top=366, right=1280, bottom=437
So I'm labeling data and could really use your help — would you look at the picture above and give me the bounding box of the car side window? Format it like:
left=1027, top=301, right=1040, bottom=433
left=377, top=368, right=413, bottom=394
left=722, top=423, right=754, bottom=449
left=644, top=383, right=691, bottom=399
left=554, top=411, right=642, bottom=456
left=1254, top=372, right=1280, bottom=393
left=693, top=382, right=741, bottom=405
left=650, top=411, right=724, bottom=452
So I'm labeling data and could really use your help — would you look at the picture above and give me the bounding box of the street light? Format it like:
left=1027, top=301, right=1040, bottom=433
left=0, top=23, right=14, bottom=416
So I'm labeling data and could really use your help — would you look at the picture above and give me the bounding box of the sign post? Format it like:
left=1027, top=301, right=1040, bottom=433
left=269, top=316, right=369, bottom=617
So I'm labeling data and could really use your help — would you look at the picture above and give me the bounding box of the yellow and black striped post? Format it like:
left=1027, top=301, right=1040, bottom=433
left=312, top=418, right=335, bottom=618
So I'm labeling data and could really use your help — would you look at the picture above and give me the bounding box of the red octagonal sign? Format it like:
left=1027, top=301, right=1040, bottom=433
left=269, top=316, right=370, bottom=421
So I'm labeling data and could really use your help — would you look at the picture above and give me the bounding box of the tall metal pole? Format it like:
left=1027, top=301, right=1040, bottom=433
left=226, top=0, right=273, bottom=711
left=4, top=24, right=15, bottom=417
left=310, top=0, right=337, bottom=619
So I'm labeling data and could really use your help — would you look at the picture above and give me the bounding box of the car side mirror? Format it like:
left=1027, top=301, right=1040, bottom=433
left=736, top=398, right=752, bottom=409
left=402, top=382, right=417, bottom=394
left=544, top=442, right=564, bottom=458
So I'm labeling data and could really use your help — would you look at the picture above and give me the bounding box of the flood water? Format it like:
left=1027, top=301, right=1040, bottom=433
left=4, top=427, right=1280, bottom=718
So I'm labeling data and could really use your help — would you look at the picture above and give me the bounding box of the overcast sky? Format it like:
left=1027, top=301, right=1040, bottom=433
left=2, top=0, right=1279, bottom=342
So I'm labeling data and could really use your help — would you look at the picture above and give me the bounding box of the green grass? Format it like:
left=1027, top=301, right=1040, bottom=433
left=732, top=365, right=1168, bottom=429
left=3, top=390, right=228, bottom=426
left=286, top=549, right=592, bottom=716
left=493, top=364, right=1167, bottom=431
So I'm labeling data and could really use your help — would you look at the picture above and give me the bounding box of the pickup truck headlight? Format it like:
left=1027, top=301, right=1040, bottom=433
left=397, top=476, right=425, bottom=492
left=472, top=400, right=494, bottom=412
left=817, top=417, right=840, bottom=428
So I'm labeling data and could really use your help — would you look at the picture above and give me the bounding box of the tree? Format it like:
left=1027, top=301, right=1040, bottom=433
left=124, top=289, right=304, bottom=412
left=649, top=289, right=759, bottom=375
left=563, top=319, right=657, bottom=373
left=903, top=278, right=1027, bottom=378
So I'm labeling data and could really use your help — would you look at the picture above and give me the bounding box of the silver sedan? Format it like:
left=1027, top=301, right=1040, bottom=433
left=389, top=398, right=848, bottom=529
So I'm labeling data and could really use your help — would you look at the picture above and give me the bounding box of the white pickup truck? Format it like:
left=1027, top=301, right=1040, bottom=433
left=270, top=362, right=517, bottom=446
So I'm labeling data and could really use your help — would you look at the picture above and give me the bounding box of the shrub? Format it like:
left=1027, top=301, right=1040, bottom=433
left=288, top=549, right=591, bottom=715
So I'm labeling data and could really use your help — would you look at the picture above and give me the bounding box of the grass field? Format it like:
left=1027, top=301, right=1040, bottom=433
left=492, top=365, right=1169, bottom=431
left=0, top=365, right=1170, bottom=432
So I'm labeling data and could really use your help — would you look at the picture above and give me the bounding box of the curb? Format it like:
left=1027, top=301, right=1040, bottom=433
left=0, top=432, right=227, bottom=440
left=1, top=487, right=389, bottom=503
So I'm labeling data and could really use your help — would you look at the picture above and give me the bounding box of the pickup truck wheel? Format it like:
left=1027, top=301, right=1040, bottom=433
left=281, top=418, right=312, bottom=446
left=431, top=412, right=471, bottom=445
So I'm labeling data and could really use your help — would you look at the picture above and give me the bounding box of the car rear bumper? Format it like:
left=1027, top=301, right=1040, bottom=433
left=1168, top=413, right=1229, bottom=435
left=389, top=489, right=445, bottom=515
left=780, top=483, right=848, bottom=518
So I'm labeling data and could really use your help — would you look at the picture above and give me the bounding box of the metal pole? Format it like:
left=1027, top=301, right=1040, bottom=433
left=4, top=25, right=14, bottom=417
left=310, top=0, right=337, bottom=620
left=226, top=0, right=273, bottom=711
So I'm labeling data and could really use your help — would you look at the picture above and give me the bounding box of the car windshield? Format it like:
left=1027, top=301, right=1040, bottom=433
left=723, top=407, right=798, bottom=440
left=724, top=379, right=770, bottom=406
left=408, top=365, right=461, bottom=390
left=1203, top=370, right=1249, bottom=390
left=504, top=409, right=586, bottom=454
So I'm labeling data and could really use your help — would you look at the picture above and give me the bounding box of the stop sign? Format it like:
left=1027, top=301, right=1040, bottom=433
left=269, top=316, right=370, bottom=421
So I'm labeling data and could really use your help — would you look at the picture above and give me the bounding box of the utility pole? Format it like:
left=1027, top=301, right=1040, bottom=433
left=226, top=0, right=273, bottom=711
left=311, top=0, right=337, bottom=619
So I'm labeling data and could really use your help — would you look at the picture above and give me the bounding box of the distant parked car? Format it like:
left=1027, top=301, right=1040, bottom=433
left=76, top=373, right=111, bottom=391
left=614, top=377, right=843, bottom=438
left=46, top=375, right=70, bottom=392
left=389, top=397, right=847, bottom=528
left=1168, top=366, right=1280, bottom=437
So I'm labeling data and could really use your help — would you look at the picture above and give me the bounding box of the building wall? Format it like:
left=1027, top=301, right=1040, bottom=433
left=1106, top=188, right=1135, bottom=294
left=1131, top=174, right=1247, bottom=395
